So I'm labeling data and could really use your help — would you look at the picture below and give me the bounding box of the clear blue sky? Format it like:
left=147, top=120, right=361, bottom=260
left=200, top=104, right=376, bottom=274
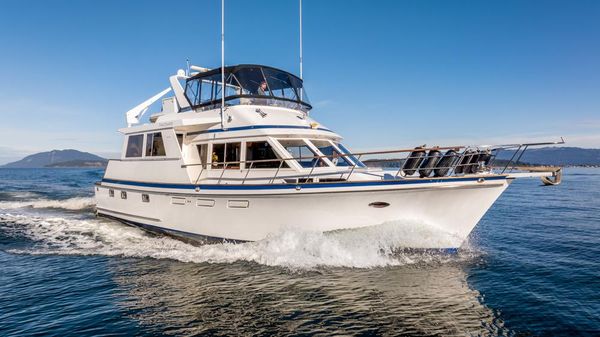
left=1, top=0, right=599, bottom=163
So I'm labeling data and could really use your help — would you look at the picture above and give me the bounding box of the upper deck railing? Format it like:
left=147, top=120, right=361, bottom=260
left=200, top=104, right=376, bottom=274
left=182, top=139, right=565, bottom=185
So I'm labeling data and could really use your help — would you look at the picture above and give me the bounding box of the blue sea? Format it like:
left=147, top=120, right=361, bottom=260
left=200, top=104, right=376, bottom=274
left=0, top=168, right=598, bottom=336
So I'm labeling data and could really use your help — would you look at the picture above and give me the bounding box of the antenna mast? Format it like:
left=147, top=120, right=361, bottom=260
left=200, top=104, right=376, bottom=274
left=220, top=0, right=226, bottom=128
left=299, top=0, right=303, bottom=80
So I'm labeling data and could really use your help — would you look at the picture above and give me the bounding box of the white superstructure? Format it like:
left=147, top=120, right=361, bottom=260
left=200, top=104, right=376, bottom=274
left=94, top=64, right=562, bottom=250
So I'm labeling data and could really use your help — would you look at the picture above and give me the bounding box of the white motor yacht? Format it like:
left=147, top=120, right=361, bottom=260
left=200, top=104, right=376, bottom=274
left=94, top=64, right=562, bottom=250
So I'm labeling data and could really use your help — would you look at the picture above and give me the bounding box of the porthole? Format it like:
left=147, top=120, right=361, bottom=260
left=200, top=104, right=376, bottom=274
left=369, top=201, right=390, bottom=208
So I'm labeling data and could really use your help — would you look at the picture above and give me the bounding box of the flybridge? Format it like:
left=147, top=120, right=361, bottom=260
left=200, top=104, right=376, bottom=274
left=184, top=64, right=311, bottom=112
left=125, top=64, right=310, bottom=127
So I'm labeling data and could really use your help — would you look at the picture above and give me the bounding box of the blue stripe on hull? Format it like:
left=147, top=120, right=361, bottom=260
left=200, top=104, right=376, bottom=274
left=99, top=175, right=506, bottom=191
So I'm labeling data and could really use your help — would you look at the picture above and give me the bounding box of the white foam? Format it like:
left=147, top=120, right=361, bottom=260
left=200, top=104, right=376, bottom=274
left=1, top=213, right=473, bottom=269
left=1, top=191, right=41, bottom=199
left=0, top=197, right=94, bottom=210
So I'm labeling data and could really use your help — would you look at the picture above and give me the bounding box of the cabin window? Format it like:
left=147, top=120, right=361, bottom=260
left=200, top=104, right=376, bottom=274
left=278, top=139, right=326, bottom=168
left=121, top=191, right=127, bottom=199
left=125, top=134, right=144, bottom=158
left=311, top=140, right=353, bottom=167
left=176, top=134, right=184, bottom=149
left=246, top=141, right=288, bottom=169
left=109, top=189, right=114, bottom=197
left=145, top=132, right=166, bottom=157
left=211, top=142, right=241, bottom=169
left=142, top=194, right=150, bottom=202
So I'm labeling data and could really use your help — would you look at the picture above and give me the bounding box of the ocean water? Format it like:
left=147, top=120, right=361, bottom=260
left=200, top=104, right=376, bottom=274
left=0, top=168, right=598, bottom=336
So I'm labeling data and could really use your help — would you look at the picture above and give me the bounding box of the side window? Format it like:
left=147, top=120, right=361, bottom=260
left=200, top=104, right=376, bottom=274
left=125, top=134, right=144, bottom=158
left=211, top=143, right=241, bottom=169
left=246, top=141, right=288, bottom=168
left=225, top=143, right=241, bottom=167
left=212, top=143, right=225, bottom=168
left=145, top=132, right=166, bottom=157
left=311, top=140, right=353, bottom=167
left=278, top=139, right=326, bottom=168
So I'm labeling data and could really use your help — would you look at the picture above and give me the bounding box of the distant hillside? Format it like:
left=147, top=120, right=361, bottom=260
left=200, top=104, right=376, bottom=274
left=497, top=147, right=600, bottom=166
left=2, top=150, right=107, bottom=168
left=45, top=159, right=107, bottom=168
left=363, top=146, right=600, bottom=168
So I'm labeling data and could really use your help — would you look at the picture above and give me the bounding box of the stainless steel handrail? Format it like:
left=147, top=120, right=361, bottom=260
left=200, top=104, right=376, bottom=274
left=180, top=139, right=565, bottom=185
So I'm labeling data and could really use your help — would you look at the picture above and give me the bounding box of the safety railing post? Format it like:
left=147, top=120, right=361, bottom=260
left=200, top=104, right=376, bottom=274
left=395, top=152, right=411, bottom=178
left=217, top=163, right=228, bottom=184
left=194, top=166, right=205, bottom=185
left=242, top=162, right=253, bottom=185
left=306, top=158, right=319, bottom=182
left=502, top=145, right=522, bottom=174
left=488, top=148, right=500, bottom=171
left=346, top=154, right=362, bottom=180
left=270, top=160, right=285, bottom=184
left=509, top=145, right=529, bottom=173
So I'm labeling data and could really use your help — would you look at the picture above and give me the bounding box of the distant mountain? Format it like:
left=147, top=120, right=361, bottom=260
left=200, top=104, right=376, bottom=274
left=45, top=159, right=108, bottom=168
left=363, top=146, right=600, bottom=168
left=497, top=147, right=600, bottom=166
left=2, top=149, right=107, bottom=168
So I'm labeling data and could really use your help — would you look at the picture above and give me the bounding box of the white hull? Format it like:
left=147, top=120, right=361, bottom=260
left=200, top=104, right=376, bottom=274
left=95, top=177, right=510, bottom=249
left=96, top=63, right=560, bottom=252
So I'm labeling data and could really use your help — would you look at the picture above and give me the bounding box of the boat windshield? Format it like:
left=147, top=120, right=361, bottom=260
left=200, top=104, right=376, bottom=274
left=334, top=143, right=366, bottom=168
left=184, top=65, right=311, bottom=112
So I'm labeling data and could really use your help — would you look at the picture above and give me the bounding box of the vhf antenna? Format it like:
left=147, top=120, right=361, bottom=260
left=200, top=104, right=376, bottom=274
left=220, top=0, right=226, bottom=129
left=299, top=0, right=303, bottom=80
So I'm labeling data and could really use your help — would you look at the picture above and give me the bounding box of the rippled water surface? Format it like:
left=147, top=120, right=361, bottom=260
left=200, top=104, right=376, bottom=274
left=0, top=168, right=598, bottom=336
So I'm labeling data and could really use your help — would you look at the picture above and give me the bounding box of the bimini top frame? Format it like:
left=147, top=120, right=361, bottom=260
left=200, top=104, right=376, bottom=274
left=184, top=64, right=312, bottom=112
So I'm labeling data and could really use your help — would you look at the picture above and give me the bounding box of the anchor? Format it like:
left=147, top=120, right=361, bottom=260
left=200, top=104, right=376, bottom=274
left=540, top=167, right=563, bottom=186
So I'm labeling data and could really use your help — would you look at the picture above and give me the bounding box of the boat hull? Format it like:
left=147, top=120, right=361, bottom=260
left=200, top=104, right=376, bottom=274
left=94, top=177, right=510, bottom=249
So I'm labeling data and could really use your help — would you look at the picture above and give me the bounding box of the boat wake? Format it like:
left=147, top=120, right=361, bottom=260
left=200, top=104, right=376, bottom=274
left=0, top=211, right=477, bottom=269
left=0, top=197, right=95, bottom=211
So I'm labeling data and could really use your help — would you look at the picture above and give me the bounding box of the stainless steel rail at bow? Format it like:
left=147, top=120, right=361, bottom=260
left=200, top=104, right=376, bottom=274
left=181, top=138, right=565, bottom=185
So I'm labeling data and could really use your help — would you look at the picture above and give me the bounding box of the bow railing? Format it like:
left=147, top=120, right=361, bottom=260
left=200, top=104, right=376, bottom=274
left=181, top=138, right=565, bottom=185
